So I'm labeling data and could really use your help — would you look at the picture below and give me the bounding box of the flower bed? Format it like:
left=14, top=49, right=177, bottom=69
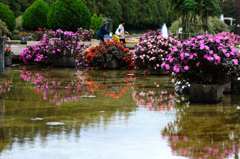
left=20, top=28, right=94, bottom=65
left=82, top=39, right=134, bottom=69
left=162, top=34, right=240, bottom=84
left=134, top=30, right=180, bottom=72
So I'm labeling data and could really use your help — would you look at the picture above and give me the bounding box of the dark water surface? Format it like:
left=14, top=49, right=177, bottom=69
left=0, top=65, right=240, bottom=159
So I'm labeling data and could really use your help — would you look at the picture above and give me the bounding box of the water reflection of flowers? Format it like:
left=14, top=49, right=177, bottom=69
left=84, top=71, right=134, bottom=98
left=131, top=79, right=183, bottom=111
left=0, top=80, right=12, bottom=94
left=20, top=70, right=93, bottom=105
left=161, top=132, right=237, bottom=159
left=132, top=89, right=175, bottom=111
left=161, top=100, right=240, bottom=159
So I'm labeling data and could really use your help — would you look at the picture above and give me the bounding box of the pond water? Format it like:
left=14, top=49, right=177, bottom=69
left=0, top=65, right=240, bottom=159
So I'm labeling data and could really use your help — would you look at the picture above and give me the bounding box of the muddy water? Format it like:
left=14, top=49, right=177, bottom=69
left=0, top=66, right=240, bottom=159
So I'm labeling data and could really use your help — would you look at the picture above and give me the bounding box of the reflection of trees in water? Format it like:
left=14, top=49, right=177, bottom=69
left=161, top=95, right=240, bottom=159
left=0, top=68, right=138, bottom=154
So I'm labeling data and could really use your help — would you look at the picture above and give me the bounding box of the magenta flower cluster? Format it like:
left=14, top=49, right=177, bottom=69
left=161, top=34, right=240, bottom=84
left=20, top=28, right=94, bottom=65
left=134, top=30, right=180, bottom=70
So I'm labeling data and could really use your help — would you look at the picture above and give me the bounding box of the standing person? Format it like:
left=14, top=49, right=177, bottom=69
left=117, top=19, right=130, bottom=44
left=97, top=20, right=111, bottom=42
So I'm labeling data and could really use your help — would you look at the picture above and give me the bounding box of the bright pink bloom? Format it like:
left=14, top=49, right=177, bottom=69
left=165, top=64, right=170, bottom=70
left=232, top=59, right=239, bottom=65
left=196, top=62, right=200, bottom=67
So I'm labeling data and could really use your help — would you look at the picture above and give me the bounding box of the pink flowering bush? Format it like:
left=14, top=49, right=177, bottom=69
left=32, top=28, right=49, bottom=41
left=134, top=30, right=180, bottom=70
left=215, top=32, right=240, bottom=47
left=162, top=34, right=240, bottom=84
left=20, top=28, right=94, bottom=65
left=76, top=27, right=94, bottom=42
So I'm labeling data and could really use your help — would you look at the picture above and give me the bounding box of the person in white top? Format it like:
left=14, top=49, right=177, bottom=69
left=117, top=19, right=130, bottom=44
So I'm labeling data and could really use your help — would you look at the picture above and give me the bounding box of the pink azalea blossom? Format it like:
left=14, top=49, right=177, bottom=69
left=196, top=62, right=200, bottom=67
left=232, top=59, right=238, bottom=65
left=165, top=64, right=170, bottom=70
left=225, top=53, right=230, bottom=57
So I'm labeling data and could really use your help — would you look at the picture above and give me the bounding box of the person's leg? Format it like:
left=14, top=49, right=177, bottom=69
left=97, top=35, right=104, bottom=43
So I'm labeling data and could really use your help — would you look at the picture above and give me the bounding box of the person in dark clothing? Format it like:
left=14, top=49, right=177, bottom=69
left=97, top=20, right=111, bottom=42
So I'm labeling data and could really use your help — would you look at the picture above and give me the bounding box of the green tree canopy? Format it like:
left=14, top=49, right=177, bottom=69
left=47, top=0, right=91, bottom=31
left=219, top=0, right=235, bottom=18
left=170, top=16, right=228, bottom=34
left=22, top=0, right=50, bottom=31
left=0, top=2, right=16, bottom=31
left=169, top=0, right=221, bottom=33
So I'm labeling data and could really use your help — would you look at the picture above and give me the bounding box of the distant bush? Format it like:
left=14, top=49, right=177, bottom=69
left=90, top=13, right=103, bottom=38
left=16, top=16, right=23, bottom=31
left=230, top=25, right=236, bottom=33
left=0, top=2, right=16, bottom=31
left=213, top=18, right=228, bottom=33
left=47, top=0, right=91, bottom=32
left=0, top=19, right=9, bottom=35
left=170, top=17, right=228, bottom=34
left=9, top=30, right=21, bottom=40
left=22, top=0, right=50, bottom=31
left=90, top=13, right=98, bottom=37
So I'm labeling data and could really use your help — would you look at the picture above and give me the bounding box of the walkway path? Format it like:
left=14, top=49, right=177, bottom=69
left=11, top=44, right=27, bottom=55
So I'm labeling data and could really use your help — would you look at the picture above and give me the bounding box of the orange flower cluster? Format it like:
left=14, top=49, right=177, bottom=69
left=20, top=32, right=29, bottom=37
left=84, top=40, right=134, bottom=68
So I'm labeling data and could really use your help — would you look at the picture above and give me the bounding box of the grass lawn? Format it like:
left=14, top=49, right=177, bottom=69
left=128, top=29, right=150, bottom=35
left=8, top=40, right=20, bottom=42
left=126, top=42, right=137, bottom=48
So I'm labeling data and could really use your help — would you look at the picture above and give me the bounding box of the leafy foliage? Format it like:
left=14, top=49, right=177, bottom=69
left=8, top=29, right=21, bottom=40
left=169, top=0, right=221, bottom=34
left=1, top=0, right=171, bottom=30
left=0, top=2, right=16, bottom=31
left=230, top=25, right=236, bottom=33
left=90, top=13, right=101, bottom=38
left=134, top=30, right=180, bottom=69
left=16, top=16, right=23, bottom=31
left=32, top=28, right=48, bottom=41
left=97, top=14, right=103, bottom=29
left=84, top=40, right=134, bottom=68
left=0, top=19, right=9, bottom=35
left=47, top=0, right=91, bottom=32
left=170, top=16, right=228, bottom=34
left=162, top=33, right=240, bottom=84
left=219, top=0, right=235, bottom=18
left=21, top=0, right=49, bottom=31
left=20, top=28, right=93, bottom=64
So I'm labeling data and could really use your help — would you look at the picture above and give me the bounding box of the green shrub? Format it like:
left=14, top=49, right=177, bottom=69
left=97, top=14, right=103, bottom=29
left=22, top=0, right=50, bottom=31
left=90, top=13, right=103, bottom=38
left=0, top=2, right=16, bottom=31
left=9, top=29, right=21, bottom=40
left=16, top=16, right=23, bottom=31
left=230, top=25, right=236, bottom=33
left=0, top=19, right=9, bottom=35
left=90, top=13, right=98, bottom=36
left=47, top=0, right=91, bottom=31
